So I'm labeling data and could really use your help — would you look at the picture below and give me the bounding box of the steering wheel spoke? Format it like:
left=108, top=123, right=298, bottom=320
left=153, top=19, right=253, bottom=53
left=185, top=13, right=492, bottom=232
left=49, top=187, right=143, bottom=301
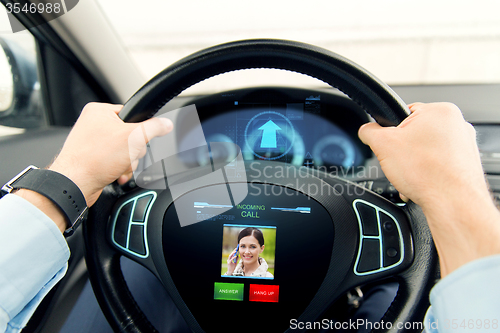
left=325, top=176, right=415, bottom=281
left=108, top=189, right=159, bottom=268
left=350, top=198, right=409, bottom=276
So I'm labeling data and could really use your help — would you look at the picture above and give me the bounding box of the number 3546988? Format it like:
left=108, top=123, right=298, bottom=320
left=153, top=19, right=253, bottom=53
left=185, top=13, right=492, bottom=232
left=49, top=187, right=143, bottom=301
left=6, top=2, right=62, bottom=14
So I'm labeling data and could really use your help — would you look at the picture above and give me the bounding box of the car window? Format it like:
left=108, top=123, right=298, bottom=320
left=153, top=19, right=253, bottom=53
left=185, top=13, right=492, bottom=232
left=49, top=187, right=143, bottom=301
left=0, top=16, right=47, bottom=137
left=96, top=0, right=500, bottom=93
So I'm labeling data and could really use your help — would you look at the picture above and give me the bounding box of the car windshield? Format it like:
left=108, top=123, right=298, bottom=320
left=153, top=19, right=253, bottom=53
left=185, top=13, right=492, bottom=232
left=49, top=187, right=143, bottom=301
left=96, top=0, right=500, bottom=91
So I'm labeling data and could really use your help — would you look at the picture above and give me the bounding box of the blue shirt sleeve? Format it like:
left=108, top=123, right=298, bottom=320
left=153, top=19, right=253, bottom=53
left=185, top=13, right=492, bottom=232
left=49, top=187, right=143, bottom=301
left=424, top=254, right=500, bottom=332
left=0, top=194, right=70, bottom=333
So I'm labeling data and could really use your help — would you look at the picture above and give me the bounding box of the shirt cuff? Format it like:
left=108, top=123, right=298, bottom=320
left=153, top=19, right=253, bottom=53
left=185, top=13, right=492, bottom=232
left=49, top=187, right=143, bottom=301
left=0, top=194, right=70, bottom=327
left=3, top=265, right=67, bottom=333
left=425, top=254, right=500, bottom=332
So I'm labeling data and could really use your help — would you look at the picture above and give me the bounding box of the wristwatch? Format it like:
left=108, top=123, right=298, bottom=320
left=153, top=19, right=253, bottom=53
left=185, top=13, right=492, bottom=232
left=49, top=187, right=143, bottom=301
left=1, top=165, right=88, bottom=237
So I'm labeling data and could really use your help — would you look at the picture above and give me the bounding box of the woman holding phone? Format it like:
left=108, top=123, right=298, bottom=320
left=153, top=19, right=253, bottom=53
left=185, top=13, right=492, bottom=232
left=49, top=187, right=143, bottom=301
left=225, top=227, right=273, bottom=278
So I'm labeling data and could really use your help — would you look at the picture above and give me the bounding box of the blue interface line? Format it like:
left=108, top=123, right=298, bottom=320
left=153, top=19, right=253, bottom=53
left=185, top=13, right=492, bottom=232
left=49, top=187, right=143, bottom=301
left=224, top=224, right=277, bottom=229
left=222, top=275, right=273, bottom=280
left=194, top=202, right=233, bottom=209
left=271, top=207, right=311, bottom=214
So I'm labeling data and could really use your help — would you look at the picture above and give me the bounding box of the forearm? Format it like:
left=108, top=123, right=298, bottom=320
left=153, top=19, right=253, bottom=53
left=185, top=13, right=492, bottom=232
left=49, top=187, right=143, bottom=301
left=423, top=188, right=500, bottom=278
left=14, top=189, right=67, bottom=233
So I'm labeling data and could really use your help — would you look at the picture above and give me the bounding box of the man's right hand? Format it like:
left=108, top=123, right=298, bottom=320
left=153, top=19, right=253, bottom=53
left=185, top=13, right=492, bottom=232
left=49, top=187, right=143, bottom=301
left=358, top=102, right=500, bottom=277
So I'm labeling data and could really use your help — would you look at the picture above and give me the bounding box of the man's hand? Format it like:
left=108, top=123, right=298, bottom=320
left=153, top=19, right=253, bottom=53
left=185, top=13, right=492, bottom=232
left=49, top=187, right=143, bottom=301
left=359, top=102, right=488, bottom=209
left=49, top=103, right=173, bottom=207
left=15, top=102, right=172, bottom=234
left=358, top=102, right=500, bottom=277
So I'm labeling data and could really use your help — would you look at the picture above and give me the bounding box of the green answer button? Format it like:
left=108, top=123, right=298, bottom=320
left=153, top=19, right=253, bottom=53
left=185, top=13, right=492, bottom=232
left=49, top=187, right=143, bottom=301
left=214, top=282, right=244, bottom=301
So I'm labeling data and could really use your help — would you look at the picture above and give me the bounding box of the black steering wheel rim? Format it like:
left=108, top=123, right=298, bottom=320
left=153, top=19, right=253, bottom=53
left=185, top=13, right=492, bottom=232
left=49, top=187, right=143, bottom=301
left=84, top=39, right=438, bottom=333
left=118, top=39, right=409, bottom=126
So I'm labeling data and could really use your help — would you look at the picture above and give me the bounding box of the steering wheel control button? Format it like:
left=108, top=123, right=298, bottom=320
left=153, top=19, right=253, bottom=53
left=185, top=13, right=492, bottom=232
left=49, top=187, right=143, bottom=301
left=214, top=282, right=244, bottom=301
left=386, top=248, right=398, bottom=258
left=111, top=191, right=157, bottom=258
left=353, top=199, right=405, bottom=275
left=113, top=202, right=132, bottom=248
left=132, top=194, right=153, bottom=222
left=380, top=212, right=402, bottom=267
left=354, top=201, right=379, bottom=236
left=128, top=225, right=146, bottom=255
left=383, top=220, right=394, bottom=232
left=356, top=239, right=380, bottom=273
left=249, top=284, right=279, bottom=303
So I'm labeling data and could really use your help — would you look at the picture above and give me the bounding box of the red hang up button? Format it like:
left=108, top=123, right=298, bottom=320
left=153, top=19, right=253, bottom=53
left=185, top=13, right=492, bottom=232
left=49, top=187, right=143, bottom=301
left=249, top=284, right=279, bottom=303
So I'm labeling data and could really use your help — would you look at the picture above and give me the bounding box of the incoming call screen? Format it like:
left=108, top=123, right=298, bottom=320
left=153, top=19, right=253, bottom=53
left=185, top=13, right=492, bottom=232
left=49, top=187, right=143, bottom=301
left=217, top=224, right=278, bottom=302
left=162, top=183, right=334, bottom=331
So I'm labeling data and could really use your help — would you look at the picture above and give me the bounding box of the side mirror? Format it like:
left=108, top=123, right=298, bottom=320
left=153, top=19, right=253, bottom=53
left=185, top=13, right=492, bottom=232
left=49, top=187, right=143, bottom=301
left=0, top=40, right=14, bottom=115
left=0, top=37, right=42, bottom=128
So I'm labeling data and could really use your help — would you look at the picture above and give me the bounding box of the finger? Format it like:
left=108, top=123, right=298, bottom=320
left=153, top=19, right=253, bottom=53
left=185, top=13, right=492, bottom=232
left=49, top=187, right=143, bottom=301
left=127, top=117, right=173, bottom=162
left=466, top=122, right=477, bottom=139
left=131, top=159, right=139, bottom=172
left=137, top=144, right=148, bottom=160
left=117, top=174, right=131, bottom=185
left=116, top=158, right=139, bottom=184
left=110, top=104, right=124, bottom=115
left=358, top=122, right=383, bottom=146
left=407, top=102, right=424, bottom=113
left=117, top=171, right=133, bottom=185
left=399, top=193, right=410, bottom=203
left=141, top=117, right=174, bottom=143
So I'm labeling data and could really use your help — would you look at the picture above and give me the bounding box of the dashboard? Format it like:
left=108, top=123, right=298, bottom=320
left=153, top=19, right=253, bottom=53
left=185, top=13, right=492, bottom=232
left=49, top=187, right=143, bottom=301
left=175, top=87, right=373, bottom=171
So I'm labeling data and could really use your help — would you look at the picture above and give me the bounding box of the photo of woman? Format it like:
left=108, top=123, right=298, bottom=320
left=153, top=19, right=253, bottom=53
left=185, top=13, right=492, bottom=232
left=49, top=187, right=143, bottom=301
left=222, top=226, right=275, bottom=279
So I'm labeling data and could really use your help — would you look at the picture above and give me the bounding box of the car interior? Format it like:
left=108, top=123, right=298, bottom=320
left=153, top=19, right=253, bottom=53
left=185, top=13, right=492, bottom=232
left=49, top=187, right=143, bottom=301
left=1, top=1, right=500, bottom=332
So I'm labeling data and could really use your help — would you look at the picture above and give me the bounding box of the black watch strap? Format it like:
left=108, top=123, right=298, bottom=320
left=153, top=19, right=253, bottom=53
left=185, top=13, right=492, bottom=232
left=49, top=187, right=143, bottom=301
left=1, top=166, right=88, bottom=237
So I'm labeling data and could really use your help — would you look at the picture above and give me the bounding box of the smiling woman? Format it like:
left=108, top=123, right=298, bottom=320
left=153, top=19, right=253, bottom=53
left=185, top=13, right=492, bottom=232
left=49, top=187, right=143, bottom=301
left=222, top=225, right=276, bottom=278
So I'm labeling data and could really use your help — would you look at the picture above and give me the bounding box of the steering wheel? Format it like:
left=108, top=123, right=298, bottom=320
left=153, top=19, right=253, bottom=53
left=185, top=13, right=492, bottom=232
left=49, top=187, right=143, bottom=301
left=83, top=39, right=438, bottom=333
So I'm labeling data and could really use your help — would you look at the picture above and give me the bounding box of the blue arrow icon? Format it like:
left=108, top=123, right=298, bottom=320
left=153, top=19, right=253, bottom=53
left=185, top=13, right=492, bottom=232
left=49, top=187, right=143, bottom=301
left=259, top=120, right=281, bottom=148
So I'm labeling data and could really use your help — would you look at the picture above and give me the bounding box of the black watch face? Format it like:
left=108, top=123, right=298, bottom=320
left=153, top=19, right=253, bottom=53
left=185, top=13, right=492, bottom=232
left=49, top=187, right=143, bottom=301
left=163, top=183, right=334, bottom=332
